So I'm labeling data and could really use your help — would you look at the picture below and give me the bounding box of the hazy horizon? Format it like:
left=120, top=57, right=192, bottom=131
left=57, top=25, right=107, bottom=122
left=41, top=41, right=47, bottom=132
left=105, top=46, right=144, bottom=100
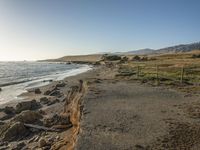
left=0, top=0, right=200, bottom=61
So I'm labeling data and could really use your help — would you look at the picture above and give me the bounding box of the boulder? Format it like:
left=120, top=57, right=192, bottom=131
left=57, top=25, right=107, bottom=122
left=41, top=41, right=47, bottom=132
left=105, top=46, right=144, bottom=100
left=15, top=100, right=40, bottom=113
left=49, top=90, right=62, bottom=97
left=3, top=106, right=15, bottom=114
left=44, top=87, right=58, bottom=96
left=43, top=114, right=71, bottom=127
left=40, top=97, right=59, bottom=106
left=0, top=122, right=29, bottom=141
left=34, top=88, right=41, bottom=94
left=0, top=111, right=12, bottom=121
left=13, top=110, right=42, bottom=124
left=47, top=99, right=60, bottom=106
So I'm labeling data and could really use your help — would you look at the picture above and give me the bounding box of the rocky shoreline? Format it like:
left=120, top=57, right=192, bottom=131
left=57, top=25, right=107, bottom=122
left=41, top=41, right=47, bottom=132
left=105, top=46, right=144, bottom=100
left=0, top=66, right=98, bottom=150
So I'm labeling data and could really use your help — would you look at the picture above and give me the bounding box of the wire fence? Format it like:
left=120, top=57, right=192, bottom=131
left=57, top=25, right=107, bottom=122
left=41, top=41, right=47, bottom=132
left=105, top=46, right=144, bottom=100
left=118, top=64, right=200, bottom=85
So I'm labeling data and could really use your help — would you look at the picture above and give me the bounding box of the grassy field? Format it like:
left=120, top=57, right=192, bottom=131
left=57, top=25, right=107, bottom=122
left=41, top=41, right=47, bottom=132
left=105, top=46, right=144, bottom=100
left=117, top=50, right=200, bottom=95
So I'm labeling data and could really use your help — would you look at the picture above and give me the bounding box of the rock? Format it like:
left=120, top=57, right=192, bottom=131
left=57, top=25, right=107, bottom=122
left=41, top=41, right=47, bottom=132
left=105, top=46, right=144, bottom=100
left=4, top=106, right=15, bottom=114
left=56, top=82, right=66, bottom=88
left=39, top=97, right=49, bottom=105
left=49, top=90, right=62, bottom=97
left=135, top=144, right=145, bottom=150
left=15, top=100, right=40, bottom=113
left=0, top=141, right=8, bottom=146
left=43, top=114, right=71, bottom=127
left=34, top=136, right=40, bottom=142
left=0, top=88, right=2, bottom=92
left=1, top=122, right=29, bottom=141
left=0, top=146, right=9, bottom=150
left=39, top=138, right=47, bottom=147
left=44, top=87, right=58, bottom=95
left=44, top=90, right=51, bottom=95
left=47, top=137, right=55, bottom=143
left=34, top=88, right=41, bottom=94
left=13, top=110, right=42, bottom=124
left=0, top=121, right=5, bottom=125
left=0, top=111, right=12, bottom=121
left=47, top=99, right=60, bottom=106
left=43, top=79, right=53, bottom=83
left=11, top=142, right=26, bottom=150
left=56, top=136, right=60, bottom=140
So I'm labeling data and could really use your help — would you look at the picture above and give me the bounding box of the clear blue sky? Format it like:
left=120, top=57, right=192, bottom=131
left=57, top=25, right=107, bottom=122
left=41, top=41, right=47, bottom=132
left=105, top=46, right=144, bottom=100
left=0, top=0, right=200, bottom=60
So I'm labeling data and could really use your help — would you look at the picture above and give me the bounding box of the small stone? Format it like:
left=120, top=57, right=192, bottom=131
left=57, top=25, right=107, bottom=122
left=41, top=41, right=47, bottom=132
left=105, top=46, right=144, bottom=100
left=39, top=138, right=47, bottom=147
left=47, top=137, right=55, bottom=142
left=56, top=82, right=66, bottom=88
left=44, top=90, right=51, bottom=95
left=35, top=88, right=41, bottom=94
left=47, top=99, right=60, bottom=106
left=56, top=136, right=60, bottom=140
left=34, top=136, right=40, bottom=142
left=39, top=97, right=49, bottom=105
left=49, top=90, right=62, bottom=97
left=41, top=132, right=47, bottom=136
left=0, top=141, right=8, bottom=146
left=11, top=142, right=26, bottom=150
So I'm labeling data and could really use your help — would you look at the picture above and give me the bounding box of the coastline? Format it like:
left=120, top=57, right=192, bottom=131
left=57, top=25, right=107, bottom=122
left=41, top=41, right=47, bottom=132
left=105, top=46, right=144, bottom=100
left=0, top=63, right=92, bottom=107
left=0, top=63, right=99, bottom=149
left=0, top=61, right=200, bottom=149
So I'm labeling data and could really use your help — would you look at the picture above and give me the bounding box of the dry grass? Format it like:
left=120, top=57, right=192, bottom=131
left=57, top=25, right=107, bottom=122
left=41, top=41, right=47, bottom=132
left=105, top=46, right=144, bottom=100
left=117, top=51, right=200, bottom=94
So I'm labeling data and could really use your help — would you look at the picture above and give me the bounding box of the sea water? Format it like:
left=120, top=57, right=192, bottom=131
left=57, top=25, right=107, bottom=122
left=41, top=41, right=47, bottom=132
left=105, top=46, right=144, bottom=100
left=0, top=61, right=91, bottom=105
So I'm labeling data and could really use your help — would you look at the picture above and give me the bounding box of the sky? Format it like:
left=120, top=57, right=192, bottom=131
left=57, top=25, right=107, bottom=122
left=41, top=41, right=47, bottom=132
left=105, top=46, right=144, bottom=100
left=0, top=0, right=200, bottom=61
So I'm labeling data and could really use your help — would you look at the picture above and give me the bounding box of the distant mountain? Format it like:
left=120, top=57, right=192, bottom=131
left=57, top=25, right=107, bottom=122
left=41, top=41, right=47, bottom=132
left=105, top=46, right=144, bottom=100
left=121, top=42, right=200, bottom=55
left=156, top=42, right=200, bottom=54
left=125, top=48, right=155, bottom=55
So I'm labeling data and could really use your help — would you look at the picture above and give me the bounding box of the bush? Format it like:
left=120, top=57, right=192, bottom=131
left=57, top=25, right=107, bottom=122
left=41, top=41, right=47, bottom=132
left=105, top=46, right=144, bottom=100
left=140, top=57, right=148, bottom=61
left=121, top=56, right=129, bottom=61
left=132, top=55, right=141, bottom=61
left=102, top=54, right=121, bottom=61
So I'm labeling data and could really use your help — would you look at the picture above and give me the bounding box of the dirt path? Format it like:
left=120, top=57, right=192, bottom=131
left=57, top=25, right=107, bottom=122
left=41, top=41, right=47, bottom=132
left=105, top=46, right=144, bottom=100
left=75, top=76, right=200, bottom=150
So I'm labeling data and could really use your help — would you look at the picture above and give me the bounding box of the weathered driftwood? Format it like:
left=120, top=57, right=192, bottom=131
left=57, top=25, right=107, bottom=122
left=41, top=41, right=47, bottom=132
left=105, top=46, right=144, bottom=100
left=24, top=123, right=60, bottom=132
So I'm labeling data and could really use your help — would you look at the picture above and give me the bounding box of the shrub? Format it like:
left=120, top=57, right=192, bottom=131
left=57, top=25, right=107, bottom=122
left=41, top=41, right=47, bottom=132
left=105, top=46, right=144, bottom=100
left=102, top=54, right=121, bottom=61
left=132, top=55, right=141, bottom=61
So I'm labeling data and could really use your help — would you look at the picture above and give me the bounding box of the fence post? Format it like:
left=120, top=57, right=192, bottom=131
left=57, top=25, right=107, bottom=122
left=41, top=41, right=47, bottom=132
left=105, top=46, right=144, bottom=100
left=156, top=65, right=159, bottom=85
left=180, top=66, right=184, bottom=84
left=137, top=66, right=140, bottom=79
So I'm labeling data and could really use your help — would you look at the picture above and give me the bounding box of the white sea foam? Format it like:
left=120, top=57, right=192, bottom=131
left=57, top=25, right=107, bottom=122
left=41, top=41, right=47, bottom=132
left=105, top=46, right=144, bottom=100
left=0, top=62, right=92, bottom=105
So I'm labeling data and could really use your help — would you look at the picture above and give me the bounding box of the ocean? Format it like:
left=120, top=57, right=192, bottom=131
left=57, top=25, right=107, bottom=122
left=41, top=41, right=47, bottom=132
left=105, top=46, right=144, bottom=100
left=0, top=61, right=91, bottom=105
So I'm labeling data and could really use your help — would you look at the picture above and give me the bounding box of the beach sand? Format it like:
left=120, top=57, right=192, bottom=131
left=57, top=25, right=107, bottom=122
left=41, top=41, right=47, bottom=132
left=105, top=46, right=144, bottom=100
left=0, top=63, right=200, bottom=149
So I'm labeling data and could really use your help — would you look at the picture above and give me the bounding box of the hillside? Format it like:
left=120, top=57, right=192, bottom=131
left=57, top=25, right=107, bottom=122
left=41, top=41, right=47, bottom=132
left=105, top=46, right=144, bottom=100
left=156, top=42, right=200, bottom=54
